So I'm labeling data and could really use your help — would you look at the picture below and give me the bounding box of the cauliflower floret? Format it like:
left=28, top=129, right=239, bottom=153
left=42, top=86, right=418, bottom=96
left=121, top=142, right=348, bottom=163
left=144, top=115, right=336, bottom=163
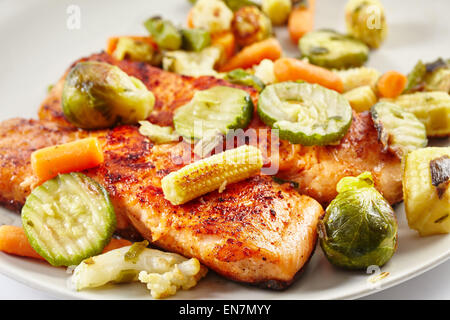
left=70, top=243, right=208, bottom=299
left=191, top=0, right=233, bottom=33
left=139, top=258, right=208, bottom=299
left=253, top=59, right=276, bottom=85
left=163, top=46, right=221, bottom=77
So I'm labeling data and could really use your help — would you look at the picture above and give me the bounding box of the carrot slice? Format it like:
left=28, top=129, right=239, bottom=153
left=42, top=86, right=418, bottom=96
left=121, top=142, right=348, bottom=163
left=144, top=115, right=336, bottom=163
left=0, top=225, right=132, bottom=262
left=219, top=38, right=282, bottom=72
left=106, top=36, right=157, bottom=55
left=211, top=31, right=236, bottom=60
left=31, top=137, right=104, bottom=184
left=274, top=57, right=344, bottom=93
left=0, top=225, right=44, bottom=260
left=187, top=7, right=195, bottom=29
left=376, top=71, right=408, bottom=98
left=288, top=0, right=316, bottom=44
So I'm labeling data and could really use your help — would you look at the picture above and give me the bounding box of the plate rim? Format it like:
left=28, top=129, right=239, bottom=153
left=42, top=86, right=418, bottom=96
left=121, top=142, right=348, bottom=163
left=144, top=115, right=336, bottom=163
left=0, top=243, right=449, bottom=300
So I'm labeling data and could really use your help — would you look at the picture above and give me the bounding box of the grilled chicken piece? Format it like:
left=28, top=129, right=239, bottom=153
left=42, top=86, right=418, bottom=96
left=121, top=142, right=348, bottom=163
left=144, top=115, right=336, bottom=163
left=38, top=52, right=402, bottom=205
left=0, top=118, right=323, bottom=287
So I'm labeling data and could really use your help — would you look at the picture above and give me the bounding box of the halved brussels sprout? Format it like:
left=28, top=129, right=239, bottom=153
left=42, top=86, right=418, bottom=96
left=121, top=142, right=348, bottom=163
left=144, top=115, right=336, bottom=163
left=231, top=6, right=272, bottom=47
left=319, top=172, right=398, bottom=270
left=62, top=61, right=155, bottom=129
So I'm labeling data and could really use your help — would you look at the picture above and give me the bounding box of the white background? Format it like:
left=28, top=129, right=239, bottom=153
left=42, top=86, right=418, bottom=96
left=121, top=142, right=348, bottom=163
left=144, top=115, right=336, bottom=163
left=0, top=0, right=448, bottom=299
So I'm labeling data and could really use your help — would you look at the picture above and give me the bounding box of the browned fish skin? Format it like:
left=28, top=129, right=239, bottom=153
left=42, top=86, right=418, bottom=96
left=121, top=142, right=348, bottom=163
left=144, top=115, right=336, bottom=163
left=38, top=52, right=403, bottom=205
left=0, top=119, right=323, bottom=286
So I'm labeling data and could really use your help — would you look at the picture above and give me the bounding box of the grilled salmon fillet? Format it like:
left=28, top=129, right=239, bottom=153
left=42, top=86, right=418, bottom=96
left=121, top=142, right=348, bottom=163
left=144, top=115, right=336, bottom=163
left=0, top=118, right=323, bottom=287
left=38, top=52, right=402, bottom=205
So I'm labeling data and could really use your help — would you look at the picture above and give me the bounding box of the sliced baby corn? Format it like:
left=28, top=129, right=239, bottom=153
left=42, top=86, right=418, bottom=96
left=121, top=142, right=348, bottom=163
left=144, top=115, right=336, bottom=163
left=344, top=85, right=378, bottom=112
left=161, top=145, right=263, bottom=205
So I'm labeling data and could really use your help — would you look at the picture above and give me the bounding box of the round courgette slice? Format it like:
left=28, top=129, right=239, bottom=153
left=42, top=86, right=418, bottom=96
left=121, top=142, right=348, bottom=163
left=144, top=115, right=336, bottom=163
left=257, top=82, right=352, bottom=145
left=370, top=102, right=428, bottom=158
left=21, top=173, right=116, bottom=267
left=299, top=30, right=369, bottom=69
left=173, top=86, right=253, bottom=140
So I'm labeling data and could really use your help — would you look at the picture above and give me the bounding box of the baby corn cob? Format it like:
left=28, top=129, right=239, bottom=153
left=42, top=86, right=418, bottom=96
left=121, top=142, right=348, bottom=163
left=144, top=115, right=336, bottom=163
left=161, top=145, right=263, bottom=205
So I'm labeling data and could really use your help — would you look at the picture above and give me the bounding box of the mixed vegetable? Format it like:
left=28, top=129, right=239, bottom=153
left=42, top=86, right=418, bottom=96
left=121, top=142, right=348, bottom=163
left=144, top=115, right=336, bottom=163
left=0, top=0, right=449, bottom=299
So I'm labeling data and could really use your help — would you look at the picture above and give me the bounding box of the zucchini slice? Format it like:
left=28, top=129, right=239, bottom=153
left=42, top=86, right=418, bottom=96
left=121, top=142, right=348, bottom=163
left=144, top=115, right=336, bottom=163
left=21, top=173, right=116, bottom=266
left=299, top=30, right=369, bottom=69
left=173, top=86, right=253, bottom=140
left=257, top=82, right=352, bottom=145
left=370, top=102, right=428, bottom=158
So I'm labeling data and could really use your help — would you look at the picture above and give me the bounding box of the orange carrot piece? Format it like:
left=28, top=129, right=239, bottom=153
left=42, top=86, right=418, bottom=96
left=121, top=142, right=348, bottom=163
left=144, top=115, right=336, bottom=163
left=219, top=38, right=282, bottom=72
left=274, top=58, right=344, bottom=93
left=376, top=71, right=408, bottom=98
left=187, top=7, right=195, bottom=29
left=0, top=225, right=45, bottom=260
left=31, top=137, right=104, bottom=184
left=288, top=0, right=316, bottom=44
left=211, top=31, right=236, bottom=60
left=106, top=36, right=157, bottom=55
left=0, top=225, right=132, bottom=262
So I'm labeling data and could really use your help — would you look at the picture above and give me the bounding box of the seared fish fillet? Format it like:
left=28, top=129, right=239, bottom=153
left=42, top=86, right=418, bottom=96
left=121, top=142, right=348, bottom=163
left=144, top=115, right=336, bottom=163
left=0, top=118, right=323, bottom=287
left=39, top=52, right=402, bottom=204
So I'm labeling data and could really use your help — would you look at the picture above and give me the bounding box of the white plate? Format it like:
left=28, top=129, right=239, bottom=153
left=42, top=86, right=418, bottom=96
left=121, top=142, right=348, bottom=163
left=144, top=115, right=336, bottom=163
left=0, top=0, right=449, bottom=300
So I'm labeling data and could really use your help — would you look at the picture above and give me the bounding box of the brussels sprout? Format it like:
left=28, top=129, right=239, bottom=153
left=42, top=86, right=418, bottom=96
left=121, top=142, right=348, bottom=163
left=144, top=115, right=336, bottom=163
left=262, top=0, right=292, bottom=25
left=144, top=17, right=182, bottom=50
left=62, top=61, right=155, bottom=129
left=224, top=68, right=265, bottom=92
left=319, top=172, right=398, bottom=270
left=231, top=6, right=272, bottom=47
left=181, top=28, right=211, bottom=52
left=345, top=0, right=387, bottom=49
